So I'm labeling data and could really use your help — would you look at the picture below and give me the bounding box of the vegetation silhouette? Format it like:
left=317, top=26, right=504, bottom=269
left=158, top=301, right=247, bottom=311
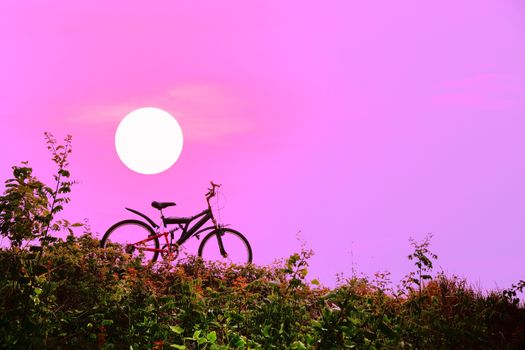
left=0, top=133, right=524, bottom=349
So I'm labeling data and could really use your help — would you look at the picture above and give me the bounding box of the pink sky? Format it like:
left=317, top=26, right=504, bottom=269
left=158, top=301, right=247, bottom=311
left=1, top=1, right=525, bottom=289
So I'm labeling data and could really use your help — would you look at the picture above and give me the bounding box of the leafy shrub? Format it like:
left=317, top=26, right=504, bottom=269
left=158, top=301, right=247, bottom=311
left=0, top=235, right=524, bottom=349
left=1, top=135, right=524, bottom=349
left=0, top=133, right=80, bottom=249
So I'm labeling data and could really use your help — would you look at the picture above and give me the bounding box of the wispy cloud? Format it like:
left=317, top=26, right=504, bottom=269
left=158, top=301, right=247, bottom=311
left=73, top=104, right=135, bottom=123
left=71, top=83, right=256, bottom=142
left=164, top=84, right=255, bottom=142
left=431, top=73, right=524, bottom=110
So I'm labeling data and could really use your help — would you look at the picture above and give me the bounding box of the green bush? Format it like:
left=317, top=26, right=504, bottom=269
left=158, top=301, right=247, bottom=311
left=1, top=134, right=524, bottom=349
left=0, top=235, right=524, bottom=349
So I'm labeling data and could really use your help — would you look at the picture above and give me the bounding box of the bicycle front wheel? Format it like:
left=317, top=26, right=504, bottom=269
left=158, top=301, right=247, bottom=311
left=198, top=228, right=252, bottom=265
left=100, top=220, right=160, bottom=263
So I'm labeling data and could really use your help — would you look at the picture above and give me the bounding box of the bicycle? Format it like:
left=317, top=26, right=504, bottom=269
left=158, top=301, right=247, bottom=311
left=99, top=182, right=252, bottom=265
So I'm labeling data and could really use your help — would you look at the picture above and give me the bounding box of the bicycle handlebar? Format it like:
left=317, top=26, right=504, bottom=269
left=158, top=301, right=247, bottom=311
left=205, top=181, right=221, bottom=200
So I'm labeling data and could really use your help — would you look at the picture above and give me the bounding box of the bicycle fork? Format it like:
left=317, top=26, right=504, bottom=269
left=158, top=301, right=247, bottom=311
left=215, top=229, right=228, bottom=258
left=209, top=210, right=228, bottom=258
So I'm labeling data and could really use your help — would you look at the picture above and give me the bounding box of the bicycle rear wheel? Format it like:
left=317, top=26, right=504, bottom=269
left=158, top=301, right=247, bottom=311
left=100, top=220, right=160, bottom=263
left=198, top=228, right=252, bottom=265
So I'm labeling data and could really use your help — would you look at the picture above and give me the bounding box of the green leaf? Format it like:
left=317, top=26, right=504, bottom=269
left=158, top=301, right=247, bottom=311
left=101, top=319, right=113, bottom=326
left=311, top=320, right=323, bottom=330
left=207, top=331, right=217, bottom=343
left=291, top=341, right=307, bottom=350
left=170, top=345, right=186, bottom=349
left=299, top=268, right=308, bottom=278
left=233, top=336, right=246, bottom=348
left=170, top=325, right=184, bottom=334
left=349, top=317, right=361, bottom=326
left=262, top=324, right=270, bottom=337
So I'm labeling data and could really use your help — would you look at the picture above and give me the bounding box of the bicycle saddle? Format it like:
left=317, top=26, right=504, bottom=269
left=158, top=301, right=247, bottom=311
left=151, top=201, right=176, bottom=210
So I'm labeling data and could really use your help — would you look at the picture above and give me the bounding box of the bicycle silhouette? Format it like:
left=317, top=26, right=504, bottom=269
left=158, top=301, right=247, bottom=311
left=100, top=182, right=252, bottom=265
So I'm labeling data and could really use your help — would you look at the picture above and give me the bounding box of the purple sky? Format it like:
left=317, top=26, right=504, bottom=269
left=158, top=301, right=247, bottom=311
left=1, top=1, right=525, bottom=289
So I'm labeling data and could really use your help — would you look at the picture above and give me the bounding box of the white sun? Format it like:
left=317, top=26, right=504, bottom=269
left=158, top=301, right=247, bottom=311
left=115, top=107, right=183, bottom=175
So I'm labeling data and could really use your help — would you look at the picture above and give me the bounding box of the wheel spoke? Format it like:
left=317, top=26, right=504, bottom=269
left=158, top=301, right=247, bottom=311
left=101, top=220, right=159, bottom=263
left=199, top=229, right=252, bottom=265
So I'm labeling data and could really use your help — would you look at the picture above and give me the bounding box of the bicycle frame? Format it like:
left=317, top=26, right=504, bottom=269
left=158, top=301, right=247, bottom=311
left=122, top=182, right=228, bottom=260
left=127, top=207, right=226, bottom=260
